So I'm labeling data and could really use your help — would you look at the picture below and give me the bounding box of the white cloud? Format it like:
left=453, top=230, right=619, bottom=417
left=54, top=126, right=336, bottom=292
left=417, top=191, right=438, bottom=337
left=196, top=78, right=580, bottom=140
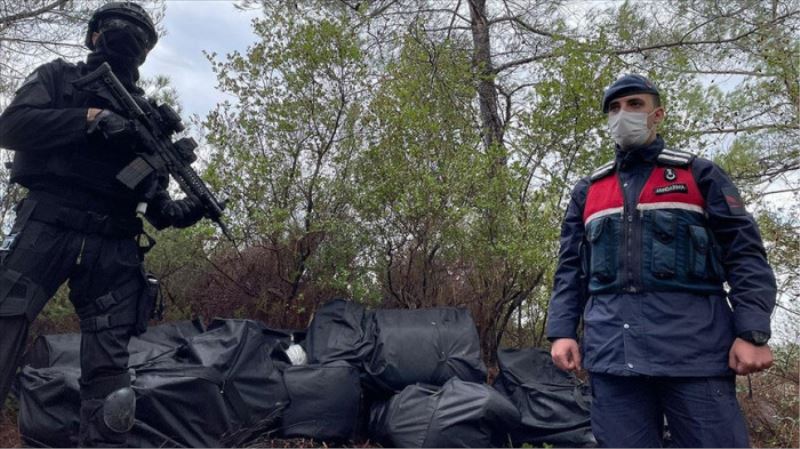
left=140, top=1, right=261, bottom=119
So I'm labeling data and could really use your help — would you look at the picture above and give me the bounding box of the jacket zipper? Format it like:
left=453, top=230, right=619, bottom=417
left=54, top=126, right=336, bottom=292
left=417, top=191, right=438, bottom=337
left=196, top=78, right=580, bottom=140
left=619, top=169, right=647, bottom=294
left=76, top=236, right=86, bottom=265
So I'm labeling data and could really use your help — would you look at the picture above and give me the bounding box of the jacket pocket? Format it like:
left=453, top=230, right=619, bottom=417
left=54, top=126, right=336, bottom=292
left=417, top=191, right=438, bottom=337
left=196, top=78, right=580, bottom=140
left=588, top=217, right=616, bottom=283
left=579, top=239, right=589, bottom=285
left=688, top=224, right=719, bottom=280
left=709, top=238, right=724, bottom=281
left=650, top=210, right=677, bottom=279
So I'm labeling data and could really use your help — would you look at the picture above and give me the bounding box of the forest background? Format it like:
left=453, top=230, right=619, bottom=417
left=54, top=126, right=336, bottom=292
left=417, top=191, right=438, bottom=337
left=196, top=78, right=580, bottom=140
left=0, top=0, right=797, bottom=447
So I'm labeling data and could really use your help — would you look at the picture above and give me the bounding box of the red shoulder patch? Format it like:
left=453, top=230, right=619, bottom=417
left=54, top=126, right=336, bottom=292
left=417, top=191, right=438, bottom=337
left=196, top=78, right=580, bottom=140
left=722, top=186, right=747, bottom=215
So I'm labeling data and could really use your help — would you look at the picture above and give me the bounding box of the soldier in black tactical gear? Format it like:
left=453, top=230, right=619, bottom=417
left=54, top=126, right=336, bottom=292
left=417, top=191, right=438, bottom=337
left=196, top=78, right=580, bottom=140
left=0, top=2, right=204, bottom=446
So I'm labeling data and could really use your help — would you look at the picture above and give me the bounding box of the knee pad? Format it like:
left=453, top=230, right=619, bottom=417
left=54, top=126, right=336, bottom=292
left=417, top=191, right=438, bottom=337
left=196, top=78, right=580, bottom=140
left=102, top=386, right=136, bottom=433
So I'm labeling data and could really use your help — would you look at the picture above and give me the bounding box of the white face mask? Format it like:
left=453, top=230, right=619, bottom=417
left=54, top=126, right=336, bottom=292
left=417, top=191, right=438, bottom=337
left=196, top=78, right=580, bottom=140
left=607, top=109, right=656, bottom=149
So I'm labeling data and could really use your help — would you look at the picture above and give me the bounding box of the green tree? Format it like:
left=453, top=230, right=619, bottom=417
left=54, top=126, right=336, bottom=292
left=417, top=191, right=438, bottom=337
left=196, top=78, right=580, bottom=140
left=217, top=0, right=798, bottom=349
left=201, top=9, right=368, bottom=326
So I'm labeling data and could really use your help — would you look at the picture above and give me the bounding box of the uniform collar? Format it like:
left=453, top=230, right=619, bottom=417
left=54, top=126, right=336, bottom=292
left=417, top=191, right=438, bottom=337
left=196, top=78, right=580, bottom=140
left=615, top=135, right=664, bottom=169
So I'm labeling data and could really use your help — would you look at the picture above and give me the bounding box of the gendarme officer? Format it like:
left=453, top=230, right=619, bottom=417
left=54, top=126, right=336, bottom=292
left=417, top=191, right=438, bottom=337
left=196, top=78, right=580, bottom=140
left=0, top=3, right=204, bottom=446
left=546, top=74, right=776, bottom=447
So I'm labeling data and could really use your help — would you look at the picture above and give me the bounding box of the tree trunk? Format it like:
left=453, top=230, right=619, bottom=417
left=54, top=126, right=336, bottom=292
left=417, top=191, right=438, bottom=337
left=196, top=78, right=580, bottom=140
left=468, top=0, right=504, bottom=150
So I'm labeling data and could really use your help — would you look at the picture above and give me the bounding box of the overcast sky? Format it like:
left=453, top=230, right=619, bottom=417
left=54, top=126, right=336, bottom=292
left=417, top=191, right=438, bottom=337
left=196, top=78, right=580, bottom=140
left=139, top=1, right=261, bottom=120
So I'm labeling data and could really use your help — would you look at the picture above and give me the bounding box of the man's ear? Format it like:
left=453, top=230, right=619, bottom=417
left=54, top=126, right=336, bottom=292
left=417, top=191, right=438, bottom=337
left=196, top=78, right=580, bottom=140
left=92, top=31, right=100, bottom=46
left=652, top=106, right=666, bottom=125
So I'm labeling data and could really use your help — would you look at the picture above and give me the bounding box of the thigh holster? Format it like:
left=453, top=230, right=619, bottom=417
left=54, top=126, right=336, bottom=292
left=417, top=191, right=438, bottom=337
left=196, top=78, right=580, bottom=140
left=0, top=199, right=50, bottom=322
left=0, top=268, right=49, bottom=322
left=78, top=277, right=142, bottom=334
left=78, top=270, right=162, bottom=336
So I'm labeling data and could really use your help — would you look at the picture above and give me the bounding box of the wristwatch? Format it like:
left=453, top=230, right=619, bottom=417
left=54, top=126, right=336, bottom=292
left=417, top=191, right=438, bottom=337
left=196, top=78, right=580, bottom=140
left=738, top=330, right=770, bottom=346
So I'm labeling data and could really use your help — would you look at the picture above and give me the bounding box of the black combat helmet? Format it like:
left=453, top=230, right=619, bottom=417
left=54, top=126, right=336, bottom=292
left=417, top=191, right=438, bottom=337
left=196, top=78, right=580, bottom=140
left=85, top=2, right=157, bottom=51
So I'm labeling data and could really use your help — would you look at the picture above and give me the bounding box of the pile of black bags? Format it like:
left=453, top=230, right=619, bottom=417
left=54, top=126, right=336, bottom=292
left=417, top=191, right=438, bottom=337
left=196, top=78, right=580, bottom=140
left=15, top=299, right=595, bottom=447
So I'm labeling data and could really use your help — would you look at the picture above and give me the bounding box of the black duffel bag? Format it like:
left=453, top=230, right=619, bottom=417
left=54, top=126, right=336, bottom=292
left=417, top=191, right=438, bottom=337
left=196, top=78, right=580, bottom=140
left=494, top=348, right=596, bottom=447
left=369, top=377, right=520, bottom=447
left=281, top=360, right=362, bottom=442
left=365, top=307, right=486, bottom=393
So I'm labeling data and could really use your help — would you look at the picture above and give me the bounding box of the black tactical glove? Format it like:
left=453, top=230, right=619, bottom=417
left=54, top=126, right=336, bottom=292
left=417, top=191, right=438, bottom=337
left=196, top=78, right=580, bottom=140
left=87, top=110, right=139, bottom=145
left=159, top=195, right=205, bottom=228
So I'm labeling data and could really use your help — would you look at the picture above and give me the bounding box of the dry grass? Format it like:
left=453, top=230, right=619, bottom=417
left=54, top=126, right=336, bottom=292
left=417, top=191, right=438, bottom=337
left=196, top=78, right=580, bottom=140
left=0, top=402, right=20, bottom=448
left=738, top=345, right=800, bottom=448
left=247, top=438, right=380, bottom=448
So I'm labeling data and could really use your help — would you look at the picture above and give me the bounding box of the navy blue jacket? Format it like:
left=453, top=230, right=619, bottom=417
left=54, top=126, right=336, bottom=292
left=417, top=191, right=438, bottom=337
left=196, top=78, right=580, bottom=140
left=546, top=136, right=776, bottom=376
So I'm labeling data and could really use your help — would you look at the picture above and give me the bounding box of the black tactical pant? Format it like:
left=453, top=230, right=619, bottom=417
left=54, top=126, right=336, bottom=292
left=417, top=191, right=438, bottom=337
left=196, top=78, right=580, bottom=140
left=0, top=196, right=146, bottom=447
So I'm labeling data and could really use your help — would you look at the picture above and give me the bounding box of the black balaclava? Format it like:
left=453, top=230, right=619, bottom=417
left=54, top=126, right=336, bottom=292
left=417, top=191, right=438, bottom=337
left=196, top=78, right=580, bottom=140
left=86, top=19, right=150, bottom=89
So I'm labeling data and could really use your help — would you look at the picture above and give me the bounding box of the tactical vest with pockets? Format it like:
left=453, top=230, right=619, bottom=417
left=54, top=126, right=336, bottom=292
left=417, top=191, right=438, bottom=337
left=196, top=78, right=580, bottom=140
left=582, top=149, right=725, bottom=295
left=9, top=59, right=147, bottom=199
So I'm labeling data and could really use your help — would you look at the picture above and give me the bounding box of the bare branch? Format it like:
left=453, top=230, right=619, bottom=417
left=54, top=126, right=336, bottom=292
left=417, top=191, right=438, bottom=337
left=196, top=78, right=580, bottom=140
left=493, top=51, right=556, bottom=73
left=423, top=25, right=473, bottom=32
left=681, top=69, right=778, bottom=77
left=611, top=9, right=800, bottom=55
left=487, top=15, right=555, bottom=38
left=761, top=188, right=800, bottom=197
left=691, top=124, right=800, bottom=135
left=0, top=36, right=84, bottom=48
left=493, top=9, right=800, bottom=74
left=0, top=0, right=69, bottom=25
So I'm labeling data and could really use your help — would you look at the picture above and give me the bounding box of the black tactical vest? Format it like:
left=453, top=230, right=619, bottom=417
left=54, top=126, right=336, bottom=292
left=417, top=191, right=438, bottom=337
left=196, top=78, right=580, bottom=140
left=9, top=60, right=152, bottom=210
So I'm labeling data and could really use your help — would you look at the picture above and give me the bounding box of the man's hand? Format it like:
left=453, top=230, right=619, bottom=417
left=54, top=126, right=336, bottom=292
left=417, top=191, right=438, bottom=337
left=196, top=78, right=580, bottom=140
left=87, top=109, right=138, bottom=143
left=160, top=195, right=205, bottom=228
left=551, top=338, right=581, bottom=372
left=87, top=107, right=103, bottom=122
left=729, top=338, right=773, bottom=375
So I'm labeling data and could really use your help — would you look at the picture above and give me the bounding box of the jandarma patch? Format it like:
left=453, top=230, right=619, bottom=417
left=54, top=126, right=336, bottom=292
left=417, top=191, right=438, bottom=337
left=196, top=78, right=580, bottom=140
left=654, top=184, right=688, bottom=195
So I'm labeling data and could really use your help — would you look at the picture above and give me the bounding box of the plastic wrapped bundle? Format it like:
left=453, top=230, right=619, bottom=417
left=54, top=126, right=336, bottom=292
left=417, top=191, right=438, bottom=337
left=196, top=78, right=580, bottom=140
left=17, top=319, right=291, bottom=448
left=365, top=308, right=486, bottom=392
left=281, top=361, right=362, bottom=442
left=369, top=378, right=520, bottom=448
left=303, top=299, right=372, bottom=364
left=494, top=348, right=596, bottom=447
left=24, top=319, right=205, bottom=370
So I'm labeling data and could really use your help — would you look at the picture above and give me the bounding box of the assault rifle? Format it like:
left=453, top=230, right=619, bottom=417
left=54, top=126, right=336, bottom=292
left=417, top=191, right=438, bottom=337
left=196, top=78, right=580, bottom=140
left=74, top=62, right=234, bottom=243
